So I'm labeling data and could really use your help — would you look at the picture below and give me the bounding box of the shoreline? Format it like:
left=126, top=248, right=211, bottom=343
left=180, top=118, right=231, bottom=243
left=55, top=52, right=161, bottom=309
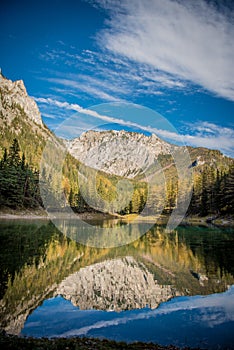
left=0, top=208, right=120, bottom=221
left=0, top=208, right=233, bottom=227
left=0, top=208, right=49, bottom=220
left=0, top=332, right=199, bottom=350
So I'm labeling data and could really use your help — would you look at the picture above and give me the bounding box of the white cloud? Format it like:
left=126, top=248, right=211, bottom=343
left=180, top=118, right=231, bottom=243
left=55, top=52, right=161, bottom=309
left=40, top=112, right=58, bottom=120
left=44, top=77, right=122, bottom=102
left=181, top=121, right=234, bottom=156
left=39, top=46, right=186, bottom=103
left=34, top=97, right=119, bottom=120
left=95, top=0, right=234, bottom=101
left=34, top=97, right=234, bottom=156
left=34, top=97, right=156, bottom=132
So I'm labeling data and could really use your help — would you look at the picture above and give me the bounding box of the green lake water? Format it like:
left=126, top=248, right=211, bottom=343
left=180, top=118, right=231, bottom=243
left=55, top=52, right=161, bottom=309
left=0, top=219, right=234, bottom=349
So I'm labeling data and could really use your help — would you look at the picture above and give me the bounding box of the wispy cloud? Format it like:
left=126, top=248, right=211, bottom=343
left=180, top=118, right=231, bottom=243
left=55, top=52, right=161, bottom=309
left=34, top=97, right=155, bottom=132
left=40, top=112, right=59, bottom=120
left=34, top=97, right=234, bottom=156
left=180, top=121, right=234, bottom=156
left=44, top=77, right=124, bottom=102
left=94, top=0, right=234, bottom=101
left=39, top=45, right=187, bottom=103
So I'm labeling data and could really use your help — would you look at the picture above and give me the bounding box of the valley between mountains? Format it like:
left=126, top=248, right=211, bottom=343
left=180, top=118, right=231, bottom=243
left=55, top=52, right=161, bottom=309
left=0, top=72, right=233, bottom=222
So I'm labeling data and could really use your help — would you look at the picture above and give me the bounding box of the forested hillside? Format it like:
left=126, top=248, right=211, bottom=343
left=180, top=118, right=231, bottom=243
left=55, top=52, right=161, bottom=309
left=0, top=137, right=233, bottom=218
left=0, top=139, right=41, bottom=208
left=0, top=73, right=233, bottom=218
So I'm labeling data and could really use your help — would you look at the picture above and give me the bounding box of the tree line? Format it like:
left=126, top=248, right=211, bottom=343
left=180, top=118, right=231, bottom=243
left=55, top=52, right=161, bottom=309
left=0, top=139, right=41, bottom=208
left=188, top=165, right=234, bottom=216
left=0, top=138, right=233, bottom=217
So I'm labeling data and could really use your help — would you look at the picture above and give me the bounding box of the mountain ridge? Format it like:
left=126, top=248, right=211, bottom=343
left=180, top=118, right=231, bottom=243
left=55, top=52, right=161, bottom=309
left=0, top=71, right=55, bottom=168
left=0, top=72, right=42, bottom=127
left=0, top=73, right=233, bottom=218
left=1, top=72, right=233, bottom=172
left=67, top=129, right=176, bottom=178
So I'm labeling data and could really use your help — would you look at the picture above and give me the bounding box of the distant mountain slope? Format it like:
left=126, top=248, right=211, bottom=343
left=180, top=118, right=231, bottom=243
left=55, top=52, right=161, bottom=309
left=0, top=73, right=233, bottom=217
left=1, top=72, right=232, bottom=180
left=67, top=130, right=234, bottom=181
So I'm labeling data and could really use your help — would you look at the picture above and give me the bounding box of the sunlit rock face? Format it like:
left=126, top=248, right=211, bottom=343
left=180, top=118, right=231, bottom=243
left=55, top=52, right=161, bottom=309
left=0, top=72, right=43, bottom=126
left=67, top=130, right=175, bottom=178
left=56, top=256, right=179, bottom=311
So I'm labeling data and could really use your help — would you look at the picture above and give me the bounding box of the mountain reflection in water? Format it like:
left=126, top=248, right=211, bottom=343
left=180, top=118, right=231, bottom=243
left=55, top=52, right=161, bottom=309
left=0, top=219, right=234, bottom=344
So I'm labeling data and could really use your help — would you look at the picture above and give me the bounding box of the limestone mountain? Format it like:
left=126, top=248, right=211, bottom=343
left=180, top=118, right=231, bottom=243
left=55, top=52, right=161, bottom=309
left=66, top=127, right=233, bottom=217
left=67, top=129, right=233, bottom=180
left=0, top=73, right=81, bottom=210
left=0, top=71, right=42, bottom=126
left=0, top=73, right=233, bottom=216
left=1, top=72, right=232, bottom=179
left=0, top=71, right=53, bottom=167
left=67, top=130, right=176, bottom=178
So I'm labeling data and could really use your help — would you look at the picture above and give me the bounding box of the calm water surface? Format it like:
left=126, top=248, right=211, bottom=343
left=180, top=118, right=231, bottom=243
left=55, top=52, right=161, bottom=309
left=0, top=219, right=234, bottom=349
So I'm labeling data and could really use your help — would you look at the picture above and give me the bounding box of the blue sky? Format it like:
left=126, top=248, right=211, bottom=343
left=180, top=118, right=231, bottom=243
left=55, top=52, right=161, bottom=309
left=1, top=0, right=234, bottom=156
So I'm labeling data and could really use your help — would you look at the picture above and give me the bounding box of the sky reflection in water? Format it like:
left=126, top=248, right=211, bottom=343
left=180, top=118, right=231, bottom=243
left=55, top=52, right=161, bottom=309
left=22, top=286, right=234, bottom=349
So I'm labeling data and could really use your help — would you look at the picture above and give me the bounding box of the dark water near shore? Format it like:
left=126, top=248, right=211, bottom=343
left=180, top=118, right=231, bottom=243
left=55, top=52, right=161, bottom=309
left=0, top=219, right=234, bottom=349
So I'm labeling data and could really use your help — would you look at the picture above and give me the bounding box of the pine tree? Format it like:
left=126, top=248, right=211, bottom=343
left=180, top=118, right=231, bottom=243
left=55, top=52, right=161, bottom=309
left=8, top=138, right=21, bottom=166
left=68, top=188, right=74, bottom=207
left=222, top=166, right=234, bottom=214
left=21, top=152, right=26, bottom=170
left=0, top=139, right=42, bottom=209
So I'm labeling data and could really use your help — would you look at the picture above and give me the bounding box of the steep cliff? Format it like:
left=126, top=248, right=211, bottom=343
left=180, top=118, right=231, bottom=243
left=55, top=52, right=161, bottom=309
left=0, top=72, right=53, bottom=167
left=0, top=72, right=42, bottom=127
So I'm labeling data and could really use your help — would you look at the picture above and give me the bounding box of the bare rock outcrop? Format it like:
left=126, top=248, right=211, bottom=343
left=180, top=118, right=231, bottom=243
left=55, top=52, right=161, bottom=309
left=67, top=130, right=175, bottom=178
left=0, top=71, right=43, bottom=126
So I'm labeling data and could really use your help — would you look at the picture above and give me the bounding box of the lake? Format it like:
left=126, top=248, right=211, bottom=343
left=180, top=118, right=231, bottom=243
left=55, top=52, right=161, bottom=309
left=0, top=219, right=234, bottom=349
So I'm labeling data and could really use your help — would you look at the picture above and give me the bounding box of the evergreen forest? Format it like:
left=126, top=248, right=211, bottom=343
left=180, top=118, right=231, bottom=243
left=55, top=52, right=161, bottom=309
left=0, top=138, right=233, bottom=217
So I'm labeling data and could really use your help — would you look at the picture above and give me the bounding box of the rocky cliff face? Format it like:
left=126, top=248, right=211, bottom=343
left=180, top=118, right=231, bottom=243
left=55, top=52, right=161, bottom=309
left=0, top=73, right=57, bottom=168
left=56, top=256, right=179, bottom=311
left=67, top=130, right=175, bottom=178
left=0, top=72, right=42, bottom=126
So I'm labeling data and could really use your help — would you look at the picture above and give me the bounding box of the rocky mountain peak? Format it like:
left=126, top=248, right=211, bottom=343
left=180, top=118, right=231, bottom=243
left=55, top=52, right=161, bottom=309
left=0, top=72, right=42, bottom=126
left=67, top=129, right=175, bottom=178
